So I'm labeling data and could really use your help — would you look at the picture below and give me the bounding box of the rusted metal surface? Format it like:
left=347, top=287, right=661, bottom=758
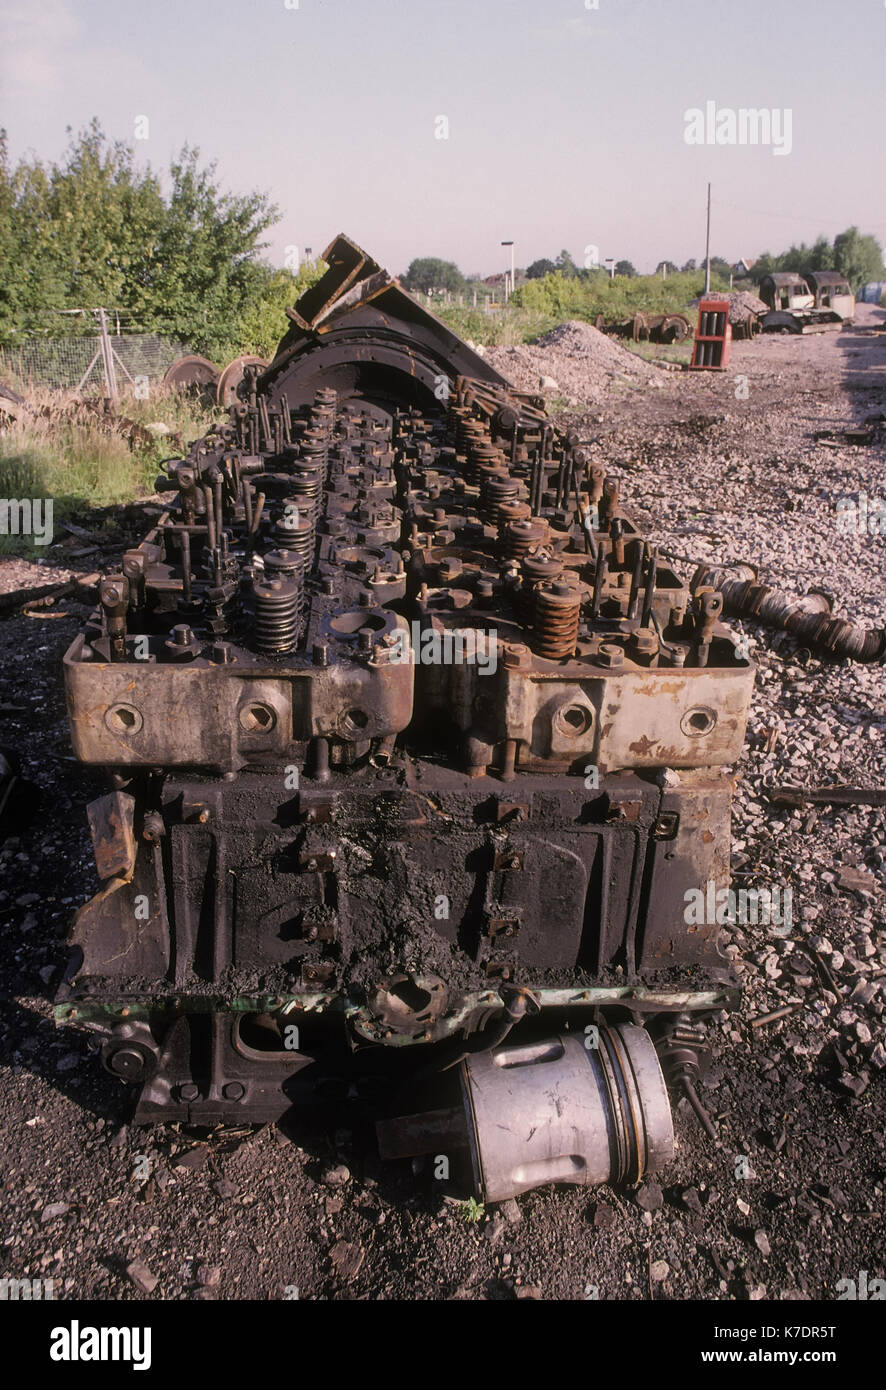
left=600, top=312, right=691, bottom=344
left=56, top=237, right=757, bottom=1190
left=765, top=783, right=886, bottom=809
left=216, top=355, right=269, bottom=408
left=162, top=355, right=220, bottom=391
left=759, top=272, right=848, bottom=333
left=694, top=565, right=886, bottom=662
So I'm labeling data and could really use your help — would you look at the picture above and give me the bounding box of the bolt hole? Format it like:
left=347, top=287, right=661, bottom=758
left=682, top=706, right=717, bottom=737
left=555, top=703, right=593, bottom=737
left=104, top=704, right=143, bottom=735
left=239, top=703, right=276, bottom=733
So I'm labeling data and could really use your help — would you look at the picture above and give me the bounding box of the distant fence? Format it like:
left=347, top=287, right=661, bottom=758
left=0, top=333, right=191, bottom=394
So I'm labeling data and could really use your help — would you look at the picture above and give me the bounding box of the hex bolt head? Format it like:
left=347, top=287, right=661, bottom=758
left=222, top=1082, right=245, bottom=1101
left=631, top=629, right=658, bottom=655
left=503, top=643, right=531, bottom=670
left=597, top=642, right=625, bottom=669
left=179, top=1083, right=199, bottom=1102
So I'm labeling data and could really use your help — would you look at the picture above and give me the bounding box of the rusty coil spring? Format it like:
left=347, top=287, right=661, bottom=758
left=309, top=390, right=337, bottom=431
left=252, top=575, right=300, bottom=654
left=479, top=470, right=517, bottom=526
left=533, top=582, right=581, bottom=659
left=519, top=549, right=564, bottom=624
left=264, top=548, right=306, bottom=622
left=464, top=439, right=502, bottom=486
left=299, top=426, right=329, bottom=468
left=503, top=516, right=548, bottom=560
left=496, top=499, right=531, bottom=536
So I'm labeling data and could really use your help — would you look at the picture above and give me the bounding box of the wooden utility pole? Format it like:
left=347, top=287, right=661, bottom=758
left=704, top=183, right=712, bottom=294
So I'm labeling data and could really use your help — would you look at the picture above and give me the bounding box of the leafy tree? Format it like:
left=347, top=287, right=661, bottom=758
left=750, top=229, right=882, bottom=288
left=0, top=122, right=278, bottom=356
left=555, top=249, right=579, bottom=277
left=401, top=257, right=465, bottom=294
left=614, top=260, right=637, bottom=277
left=526, top=258, right=557, bottom=279
left=144, top=145, right=277, bottom=357
left=698, top=256, right=732, bottom=279
left=833, top=227, right=884, bottom=289
left=232, top=261, right=324, bottom=359
left=0, top=122, right=165, bottom=340
left=681, top=258, right=697, bottom=272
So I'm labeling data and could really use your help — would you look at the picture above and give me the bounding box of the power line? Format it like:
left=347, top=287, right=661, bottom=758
left=713, top=196, right=884, bottom=232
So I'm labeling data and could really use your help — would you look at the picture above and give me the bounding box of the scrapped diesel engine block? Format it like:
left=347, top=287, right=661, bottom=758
left=59, top=237, right=755, bottom=1200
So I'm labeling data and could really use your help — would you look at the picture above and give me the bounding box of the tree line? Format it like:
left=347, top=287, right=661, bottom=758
left=403, top=231, right=883, bottom=294
left=0, top=121, right=318, bottom=361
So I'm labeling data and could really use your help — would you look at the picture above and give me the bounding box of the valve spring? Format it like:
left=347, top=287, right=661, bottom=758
left=455, top=412, right=484, bottom=442
left=300, top=431, right=328, bottom=455
left=459, top=426, right=487, bottom=456
left=264, top=547, right=305, bottom=583
left=311, top=387, right=337, bottom=427
left=467, top=443, right=504, bottom=487
left=252, top=575, right=300, bottom=654
left=504, top=516, right=549, bottom=559
left=286, top=464, right=325, bottom=517
left=273, top=513, right=315, bottom=574
left=458, top=425, right=489, bottom=479
left=263, top=548, right=306, bottom=621
left=481, top=472, right=520, bottom=526
left=497, top=499, right=532, bottom=535
left=448, top=401, right=470, bottom=436
left=518, top=549, right=564, bottom=625
left=533, top=582, right=582, bottom=659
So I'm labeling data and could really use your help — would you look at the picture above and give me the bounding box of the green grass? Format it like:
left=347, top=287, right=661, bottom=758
left=0, top=388, right=220, bottom=555
left=436, top=304, right=561, bottom=347
left=437, top=269, right=729, bottom=348
left=458, top=1196, right=485, bottom=1223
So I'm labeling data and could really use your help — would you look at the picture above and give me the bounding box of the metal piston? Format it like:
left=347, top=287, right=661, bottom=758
left=460, top=1027, right=674, bottom=1202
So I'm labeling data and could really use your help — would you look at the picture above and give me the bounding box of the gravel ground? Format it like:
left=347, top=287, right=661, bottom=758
left=0, top=309, right=883, bottom=1303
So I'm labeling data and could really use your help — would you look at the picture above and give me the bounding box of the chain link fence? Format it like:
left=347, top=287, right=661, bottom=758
left=0, top=333, right=191, bottom=394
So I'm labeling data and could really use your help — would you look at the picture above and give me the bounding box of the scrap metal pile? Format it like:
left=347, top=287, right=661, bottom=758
left=58, top=237, right=756, bottom=1201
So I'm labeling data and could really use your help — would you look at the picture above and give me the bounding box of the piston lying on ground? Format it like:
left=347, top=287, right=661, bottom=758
left=57, top=235, right=755, bottom=1198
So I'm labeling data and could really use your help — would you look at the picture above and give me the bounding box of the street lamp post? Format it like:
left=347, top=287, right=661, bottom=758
left=501, top=241, right=515, bottom=300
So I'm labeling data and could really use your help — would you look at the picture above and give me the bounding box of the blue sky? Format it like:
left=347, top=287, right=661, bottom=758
left=2, top=0, right=884, bottom=276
